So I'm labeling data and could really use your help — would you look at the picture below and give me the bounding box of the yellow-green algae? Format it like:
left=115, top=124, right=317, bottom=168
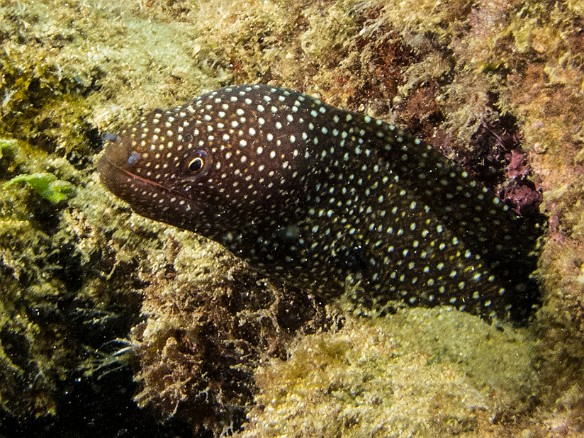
left=0, top=0, right=226, bottom=430
left=0, top=0, right=582, bottom=436
left=0, top=136, right=80, bottom=417
left=241, top=308, right=537, bottom=437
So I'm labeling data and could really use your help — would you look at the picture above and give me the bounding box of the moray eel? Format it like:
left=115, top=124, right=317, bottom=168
left=98, top=84, right=542, bottom=320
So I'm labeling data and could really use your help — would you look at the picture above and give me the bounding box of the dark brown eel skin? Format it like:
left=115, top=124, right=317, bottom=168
left=99, top=84, right=543, bottom=321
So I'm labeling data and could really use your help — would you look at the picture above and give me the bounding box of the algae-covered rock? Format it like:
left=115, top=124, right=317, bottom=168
left=241, top=308, right=538, bottom=437
left=0, top=135, right=79, bottom=418
left=0, top=0, right=224, bottom=433
left=129, top=229, right=331, bottom=434
left=0, top=0, right=582, bottom=436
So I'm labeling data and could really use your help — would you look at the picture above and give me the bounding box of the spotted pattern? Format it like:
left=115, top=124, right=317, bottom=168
left=99, top=84, right=541, bottom=320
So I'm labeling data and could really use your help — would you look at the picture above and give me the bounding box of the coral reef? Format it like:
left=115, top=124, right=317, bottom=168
left=0, top=0, right=582, bottom=436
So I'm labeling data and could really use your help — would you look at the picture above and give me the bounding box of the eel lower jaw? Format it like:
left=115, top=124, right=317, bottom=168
left=98, top=154, right=192, bottom=206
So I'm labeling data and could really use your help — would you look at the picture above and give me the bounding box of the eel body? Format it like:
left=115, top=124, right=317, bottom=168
left=98, top=84, right=541, bottom=319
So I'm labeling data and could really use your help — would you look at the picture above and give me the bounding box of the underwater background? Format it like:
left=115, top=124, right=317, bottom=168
left=0, top=0, right=582, bottom=436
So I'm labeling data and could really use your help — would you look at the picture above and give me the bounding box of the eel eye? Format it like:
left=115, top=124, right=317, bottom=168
left=184, top=150, right=210, bottom=178
left=188, top=157, right=204, bottom=173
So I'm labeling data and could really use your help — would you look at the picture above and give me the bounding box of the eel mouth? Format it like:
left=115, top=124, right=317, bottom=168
left=97, top=140, right=192, bottom=208
left=98, top=153, right=165, bottom=193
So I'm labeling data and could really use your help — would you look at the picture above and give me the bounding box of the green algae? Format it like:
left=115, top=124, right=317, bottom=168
left=5, top=173, right=74, bottom=204
left=0, top=140, right=16, bottom=159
